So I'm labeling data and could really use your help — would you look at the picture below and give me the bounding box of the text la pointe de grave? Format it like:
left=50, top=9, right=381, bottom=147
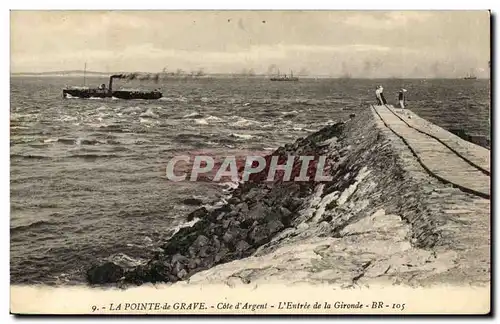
left=104, top=301, right=366, bottom=312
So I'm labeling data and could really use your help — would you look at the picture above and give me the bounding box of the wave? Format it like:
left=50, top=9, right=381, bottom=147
left=183, top=112, right=203, bottom=119
left=40, top=138, right=56, bottom=144
left=121, top=106, right=143, bottom=114
left=258, top=111, right=282, bottom=118
left=11, top=137, right=40, bottom=144
left=58, top=115, right=79, bottom=122
left=108, top=146, right=130, bottom=152
left=98, top=124, right=126, bottom=132
left=107, top=252, right=147, bottom=269
left=205, top=116, right=223, bottom=122
left=230, top=133, right=255, bottom=140
left=194, top=115, right=224, bottom=125
left=157, top=96, right=188, bottom=103
left=11, top=153, right=51, bottom=160
left=11, top=220, right=58, bottom=234
left=229, top=116, right=258, bottom=127
left=78, top=138, right=105, bottom=145
left=175, top=133, right=211, bottom=140
left=208, top=136, right=238, bottom=146
left=195, top=119, right=208, bottom=125
left=43, top=137, right=105, bottom=146
left=139, top=108, right=159, bottom=119
left=281, top=110, right=300, bottom=118
left=139, top=118, right=158, bottom=124
left=59, top=138, right=77, bottom=145
left=67, top=153, right=118, bottom=159
left=167, top=217, right=201, bottom=239
left=174, top=133, right=212, bottom=146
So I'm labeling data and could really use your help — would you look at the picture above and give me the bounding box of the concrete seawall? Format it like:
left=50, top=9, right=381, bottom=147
left=86, top=106, right=491, bottom=289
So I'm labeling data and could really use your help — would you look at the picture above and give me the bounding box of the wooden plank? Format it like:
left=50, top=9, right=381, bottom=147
left=372, top=105, right=490, bottom=199
left=386, top=105, right=490, bottom=173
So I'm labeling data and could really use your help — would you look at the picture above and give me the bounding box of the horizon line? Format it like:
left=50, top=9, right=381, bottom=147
left=9, top=71, right=490, bottom=80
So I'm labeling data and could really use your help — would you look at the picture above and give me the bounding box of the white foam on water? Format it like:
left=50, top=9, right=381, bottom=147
left=206, top=116, right=223, bottom=122
left=140, top=108, right=159, bottom=118
left=43, top=138, right=58, bottom=143
left=195, top=115, right=224, bottom=125
left=231, top=133, right=255, bottom=140
left=168, top=217, right=201, bottom=238
left=108, top=252, right=146, bottom=268
left=59, top=115, right=78, bottom=122
left=183, top=112, right=203, bottom=119
left=121, top=106, right=143, bottom=114
left=195, top=119, right=208, bottom=125
left=139, top=117, right=157, bottom=124
left=229, top=117, right=258, bottom=127
left=281, top=110, right=299, bottom=116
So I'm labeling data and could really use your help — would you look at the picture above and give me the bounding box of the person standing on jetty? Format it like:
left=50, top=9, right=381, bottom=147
left=398, top=88, right=408, bottom=108
left=375, top=86, right=382, bottom=105
left=375, top=85, right=387, bottom=105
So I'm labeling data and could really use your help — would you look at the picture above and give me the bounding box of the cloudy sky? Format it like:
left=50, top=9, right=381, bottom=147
left=10, top=10, right=490, bottom=78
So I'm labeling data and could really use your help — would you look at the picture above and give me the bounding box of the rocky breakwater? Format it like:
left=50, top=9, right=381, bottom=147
left=87, top=108, right=489, bottom=288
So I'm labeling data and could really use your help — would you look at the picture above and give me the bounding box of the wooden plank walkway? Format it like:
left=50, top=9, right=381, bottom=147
left=372, top=105, right=490, bottom=199
left=385, top=105, right=490, bottom=174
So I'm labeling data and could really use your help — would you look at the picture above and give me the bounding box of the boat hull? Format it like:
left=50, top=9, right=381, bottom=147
left=112, top=90, right=162, bottom=100
left=63, top=89, right=108, bottom=99
left=270, top=78, right=299, bottom=81
left=63, top=89, right=163, bottom=100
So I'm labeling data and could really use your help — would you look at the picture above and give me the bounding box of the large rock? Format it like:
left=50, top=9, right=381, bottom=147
left=182, top=197, right=204, bottom=206
left=248, top=219, right=284, bottom=246
left=86, top=262, right=124, bottom=284
left=247, top=202, right=270, bottom=221
left=187, top=207, right=208, bottom=221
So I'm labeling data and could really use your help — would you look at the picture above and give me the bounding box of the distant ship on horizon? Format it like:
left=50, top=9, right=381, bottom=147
left=270, top=69, right=299, bottom=81
left=464, top=69, right=477, bottom=80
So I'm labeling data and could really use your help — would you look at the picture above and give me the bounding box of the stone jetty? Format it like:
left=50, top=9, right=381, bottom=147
left=86, top=105, right=490, bottom=289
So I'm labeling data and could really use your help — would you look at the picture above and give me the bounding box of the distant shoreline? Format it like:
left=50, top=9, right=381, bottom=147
left=9, top=73, right=490, bottom=80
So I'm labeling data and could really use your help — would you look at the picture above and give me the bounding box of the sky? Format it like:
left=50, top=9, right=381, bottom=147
left=10, top=10, right=491, bottom=78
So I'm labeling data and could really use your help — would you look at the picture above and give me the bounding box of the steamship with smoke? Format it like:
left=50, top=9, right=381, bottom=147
left=270, top=69, right=299, bottom=82
left=63, top=73, right=163, bottom=100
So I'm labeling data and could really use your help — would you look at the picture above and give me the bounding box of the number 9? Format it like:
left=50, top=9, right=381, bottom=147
left=92, top=305, right=97, bottom=312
